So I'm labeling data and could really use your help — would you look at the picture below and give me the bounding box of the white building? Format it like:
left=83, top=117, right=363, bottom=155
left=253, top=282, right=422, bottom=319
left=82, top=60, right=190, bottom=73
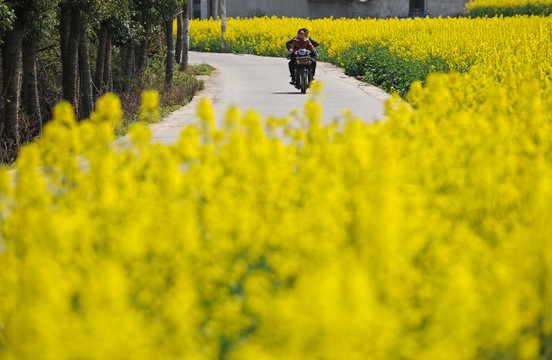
left=190, top=0, right=469, bottom=20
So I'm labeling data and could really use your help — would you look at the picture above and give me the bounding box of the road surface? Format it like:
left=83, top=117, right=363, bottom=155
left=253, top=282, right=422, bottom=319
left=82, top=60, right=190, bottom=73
left=134, top=52, right=391, bottom=144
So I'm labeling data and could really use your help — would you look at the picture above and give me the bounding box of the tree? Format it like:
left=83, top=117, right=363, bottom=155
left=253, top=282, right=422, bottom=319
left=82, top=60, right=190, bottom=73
left=131, top=0, right=182, bottom=85
left=1, top=0, right=59, bottom=153
left=164, top=19, right=175, bottom=87
left=76, top=0, right=126, bottom=119
left=60, top=1, right=83, bottom=113
left=1, top=15, right=23, bottom=147
left=102, top=29, right=113, bottom=92
left=20, top=0, right=59, bottom=134
left=94, top=23, right=108, bottom=98
left=0, top=0, right=196, bottom=160
left=180, top=1, right=189, bottom=71
left=175, top=6, right=183, bottom=64
left=132, top=0, right=156, bottom=74
left=79, top=30, right=93, bottom=119
left=220, top=0, right=226, bottom=53
left=159, top=0, right=184, bottom=87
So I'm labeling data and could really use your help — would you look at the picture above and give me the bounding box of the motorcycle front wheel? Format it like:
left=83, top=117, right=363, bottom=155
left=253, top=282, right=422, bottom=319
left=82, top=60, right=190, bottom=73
left=301, top=67, right=309, bottom=94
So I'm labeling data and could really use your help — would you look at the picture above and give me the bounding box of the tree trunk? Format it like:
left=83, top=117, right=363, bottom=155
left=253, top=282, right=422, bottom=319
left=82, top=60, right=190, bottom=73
left=136, top=36, right=148, bottom=73
left=180, top=4, right=189, bottom=71
left=123, top=43, right=135, bottom=92
left=176, top=8, right=183, bottom=64
left=79, top=30, right=93, bottom=120
left=60, top=4, right=71, bottom=67
left=22, top=38, right=42, bottom=137
left=108, top=64, right=113, bottom=93
left=165, top=20, right=175, bottom=87
left=120, top=46, right=127, bottom=76
left=220, top=0, right=226, bottom=53
left=1, top=23, right=23, bottom=146
left=62, top=7, right=81, bottom=113
left=134, top=44, right=140, bottom=72
left=94, top=24, right=107, bottom=99
left=125, top=44, right=135, bottom=77
left=103, top=29, right=113, bottom=93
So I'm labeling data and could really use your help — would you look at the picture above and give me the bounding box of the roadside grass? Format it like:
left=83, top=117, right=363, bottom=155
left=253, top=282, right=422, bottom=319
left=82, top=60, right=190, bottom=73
left=187, top=63, right=214, bottom=76
left=335, top=44, right=456, bottom=97
left=0, top=163, right=14, bottom=171
left=116, top=64, right=212, bottom=136
left=327, top=44, right=473, bottom=98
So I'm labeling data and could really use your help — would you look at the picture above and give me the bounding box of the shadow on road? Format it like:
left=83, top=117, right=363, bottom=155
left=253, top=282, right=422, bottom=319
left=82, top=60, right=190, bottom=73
left=272, top=92, right=304, bottom=95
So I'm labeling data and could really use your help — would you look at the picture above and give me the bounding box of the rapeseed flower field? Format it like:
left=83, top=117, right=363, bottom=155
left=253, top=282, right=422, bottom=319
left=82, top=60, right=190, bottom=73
left=189, top=16, right=552, bottom=95
left=1, top=14, right=552, bottom=360
left=467, top=0, right=552, bottom=7
left=466, top=0, right=552, bottom=16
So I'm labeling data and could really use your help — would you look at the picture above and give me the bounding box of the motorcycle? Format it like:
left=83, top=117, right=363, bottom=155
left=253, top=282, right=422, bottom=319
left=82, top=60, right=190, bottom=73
left=291, top=49, right=315, bottom=94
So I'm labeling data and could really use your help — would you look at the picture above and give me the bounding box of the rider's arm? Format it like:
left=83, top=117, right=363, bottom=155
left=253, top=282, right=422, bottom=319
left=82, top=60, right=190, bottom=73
left=290, top=40, right=299, bottom=52
left=309, top=38, right=320, bottom=47
left=311, top=48, right=319, bottom=58
left=286, top=39, right=293, bottom=50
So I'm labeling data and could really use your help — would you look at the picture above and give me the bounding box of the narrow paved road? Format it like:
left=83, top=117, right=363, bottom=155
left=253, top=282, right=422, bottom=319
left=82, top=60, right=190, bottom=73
left=141, top=52, right=391, bottom=144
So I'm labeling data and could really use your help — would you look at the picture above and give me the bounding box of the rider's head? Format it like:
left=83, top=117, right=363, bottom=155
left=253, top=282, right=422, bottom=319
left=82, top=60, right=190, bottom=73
left=300, top=28, right=309, bottom=35
left=298, top=29, right=307, bottom=39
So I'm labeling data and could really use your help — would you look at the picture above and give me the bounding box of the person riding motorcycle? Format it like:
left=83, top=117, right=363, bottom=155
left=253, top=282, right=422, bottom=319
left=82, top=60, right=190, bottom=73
left=286, top=29, right=318, bottom=85
left=286, top=28, right=319, bottom=51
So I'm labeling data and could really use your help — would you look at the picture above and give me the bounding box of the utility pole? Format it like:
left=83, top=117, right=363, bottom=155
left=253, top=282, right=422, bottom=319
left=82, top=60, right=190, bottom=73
left=219, top=0, right=226, bottom=53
